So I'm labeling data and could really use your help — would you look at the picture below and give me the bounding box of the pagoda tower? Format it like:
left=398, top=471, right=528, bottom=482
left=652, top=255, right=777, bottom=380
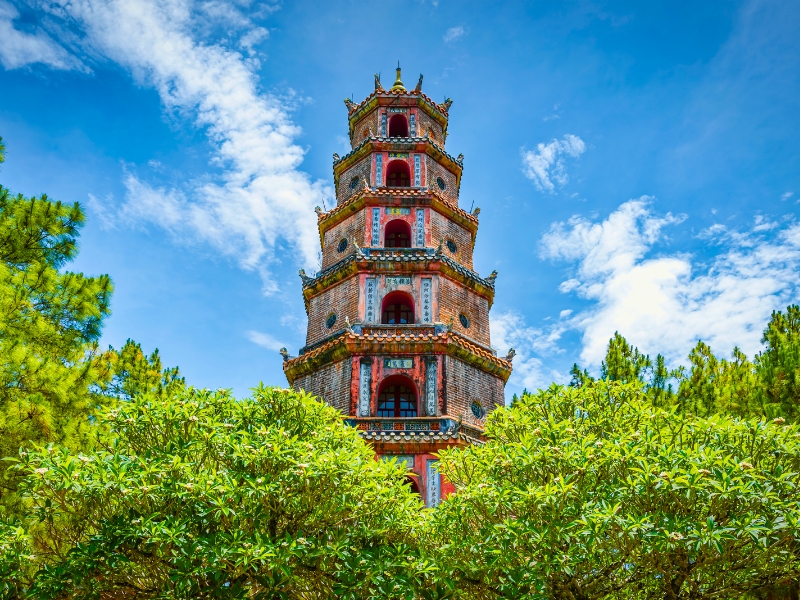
left=282, top=67, right=513, bottom=506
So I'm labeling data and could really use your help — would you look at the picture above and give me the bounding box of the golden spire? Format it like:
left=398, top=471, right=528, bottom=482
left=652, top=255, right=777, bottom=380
left=390, top=61, right=406, bottom=92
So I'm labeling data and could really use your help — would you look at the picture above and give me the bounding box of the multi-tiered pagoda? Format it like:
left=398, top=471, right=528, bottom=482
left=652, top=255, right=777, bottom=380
left=283, top=67, right=513, bottom=506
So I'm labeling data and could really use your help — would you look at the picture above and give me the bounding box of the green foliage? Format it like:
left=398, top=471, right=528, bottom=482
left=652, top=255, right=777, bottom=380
left=0, top=136, right=5, bottom=163
left=676, top=342, right=760, bottom=418
left=97, top=338, right=186, bottom=401
left=0, top=185, right=113, bottom=513
left=757, top=305, right=800, bottom=421
left=600, top=332, right=652, bottom=383
left=428, top=381, right=800, bottom=599
left=10, top=386, right=422, bottom=599
left=569, top=363, right=594, bottom=388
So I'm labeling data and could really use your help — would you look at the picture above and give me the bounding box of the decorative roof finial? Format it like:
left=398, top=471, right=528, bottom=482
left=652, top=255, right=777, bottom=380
left=413, top=74, right=423, bottom=93
left=391, top=62, right=406, bottom=92
left=374, top=73, right=383, bottom=91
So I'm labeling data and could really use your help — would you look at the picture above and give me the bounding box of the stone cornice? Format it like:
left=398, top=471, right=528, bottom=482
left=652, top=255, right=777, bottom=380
left=317, top=187, right=478, bottom=247
left=332, top=137, right=463, bottom=187
left=300, top=247, right=497, bottom=307
left=282, top=328, right=512, bottom=384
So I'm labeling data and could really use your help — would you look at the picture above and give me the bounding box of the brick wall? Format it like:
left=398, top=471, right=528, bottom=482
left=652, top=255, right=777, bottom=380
left=430, top=210, right=473, bottom=269
left=352, top=110, right=379, bottom=147
left=336, top=156, right=371, bottom=205
left=306, top=277, right=360, bottom=346
left=293, top=359, right=352, bottom=414
left=444, top=356, right=505, bottom=426
left=321, top=211, right=367, bottom=269
left=438, top=277, right=490, bottom=346
left=426, top=160, right=459, bottom=205
left=418, top=111, right=445, bottom=145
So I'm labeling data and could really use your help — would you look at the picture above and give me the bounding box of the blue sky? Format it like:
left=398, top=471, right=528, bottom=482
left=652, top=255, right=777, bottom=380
left=1, top=0, right=799, bottom=398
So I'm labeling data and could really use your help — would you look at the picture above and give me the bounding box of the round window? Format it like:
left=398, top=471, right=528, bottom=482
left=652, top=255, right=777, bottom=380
left=459, top=313, right=470, bottom=329
left=337, top=238, right=348, bottom=253
left=471, top=401, right=484, bottom=419
left=326, top=313, right=337, bottom=329
left=349, top=176, right=360, bottom=190
left=446, top=239, right=458, bottom=253
left=436, top=177, right=446, bottom=191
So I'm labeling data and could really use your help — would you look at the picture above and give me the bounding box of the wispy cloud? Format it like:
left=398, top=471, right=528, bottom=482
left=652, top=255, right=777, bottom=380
left=21, top=0, right=331, bottom=293
left=521, top=134, right=586, bottom=193
left=540, top=198, right=800, bottom=368
left=0, top=1, right=85, bottom=70
left=491, top=311, right=568, bottom=393
left=443, top=26, right=465, bottom=43
left=246, top=330, right=285, bottom=351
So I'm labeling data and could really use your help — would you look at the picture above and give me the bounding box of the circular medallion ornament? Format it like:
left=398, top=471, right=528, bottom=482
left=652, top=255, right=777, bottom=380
left=436, top=176, right=446, bottom=191
left=337, top=238, right=348, bottom=253
left=349, top=176, right=360, bottom=190
left=325, top=313, right=337, bottom=329
left=446, top=239, right=457, bottom=253
left=471, top=401, right=484, bottom=419
left=459, top=313, right=470, bottom=329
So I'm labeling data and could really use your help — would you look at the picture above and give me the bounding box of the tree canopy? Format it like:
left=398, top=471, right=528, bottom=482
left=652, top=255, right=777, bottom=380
left=428, top=380, right=800, bottom=600
left=7, top=386, right=423, bottom=599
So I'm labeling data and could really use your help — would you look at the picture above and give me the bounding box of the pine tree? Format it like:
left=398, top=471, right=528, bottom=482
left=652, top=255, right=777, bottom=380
left=600, top=332, right=652, bottom=383
left=0, top=183, right=115, bottom=513
left=756, top=305, right=800, bottom=420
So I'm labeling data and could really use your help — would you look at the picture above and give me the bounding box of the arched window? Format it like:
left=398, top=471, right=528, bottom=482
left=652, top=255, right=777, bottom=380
left=381, top=291, right=414, bottom=324
left=377, top=376, right=418, bottom=417
left=388, top=114, right=409, bottom=137
left=386, top=160, right=410, bottom=188
left=384, top=219, right=411, bottom=248
left=406, top=476, right=421, bottom=496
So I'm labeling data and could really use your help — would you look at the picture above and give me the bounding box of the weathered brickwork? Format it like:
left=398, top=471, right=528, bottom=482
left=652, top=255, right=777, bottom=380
left=418, top=111, right=445, bottom=145
left=426, top=160, right=459, bottom=205
left=351, top=110, right=379, bottom=147
left=336, top=156, right=372, bottom=205
left=430, top=210, right=474, bottom=269
left=293, top=359, right=352, bottom=413
left=305, top=277, right=360, bottom=346
left=321, top=211, right=367, bottom=269
left=438, top=277, right=491, bottom=346
left=444, top=356, right=505, bottom=425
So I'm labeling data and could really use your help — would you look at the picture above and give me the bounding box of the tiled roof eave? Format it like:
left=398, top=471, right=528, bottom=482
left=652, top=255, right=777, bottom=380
left=333, top=137, right=463, bottom=173
left=283, top=330, right=512, bottom=383
left=346, top=91, right=450, bottom=124
left=300, top=250, right=496, bottom=303
left=318, top=188, right=478, bottom=238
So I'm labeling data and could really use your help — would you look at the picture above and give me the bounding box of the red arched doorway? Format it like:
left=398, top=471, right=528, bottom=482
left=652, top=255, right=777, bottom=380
left=377, top=375, right=418, bottom=417
left=388, top=114, right=409, bottom=137
left=386, top=160, right=410, bottom=188
left=381, top=291, right=414, bottom=324
left=406, top=475, right=421, bottom=496
left=384, top=219, right=411, bottom=248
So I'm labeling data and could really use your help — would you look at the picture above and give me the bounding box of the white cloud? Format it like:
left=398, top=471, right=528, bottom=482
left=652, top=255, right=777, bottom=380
left=443, top=26, right=465, bottom=43
left=781, top=191, right=793, bottom=201
left=0, top=1, right=84, bottom=70
left=521, top=134, right=586, bottom=193
left=29, top=0, right=331, bottom=292
left=491, top=311, right=568, bottom=393
left=246, top=330, right=285, bottom=351
left=540, top=198, right=800, bottom=368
